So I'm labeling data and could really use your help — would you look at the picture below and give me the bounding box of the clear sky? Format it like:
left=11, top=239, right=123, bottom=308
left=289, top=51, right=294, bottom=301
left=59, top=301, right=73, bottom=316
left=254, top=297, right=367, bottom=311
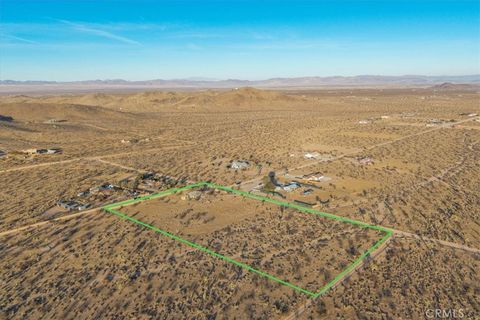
left=1, top=0, right=479, bottom=81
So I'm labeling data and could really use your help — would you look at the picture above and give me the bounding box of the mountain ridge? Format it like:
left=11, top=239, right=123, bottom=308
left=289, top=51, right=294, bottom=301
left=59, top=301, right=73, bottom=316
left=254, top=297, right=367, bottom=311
left=2, top=75, right=479, bottom=94
left=2, top=75, right=479, bottom=87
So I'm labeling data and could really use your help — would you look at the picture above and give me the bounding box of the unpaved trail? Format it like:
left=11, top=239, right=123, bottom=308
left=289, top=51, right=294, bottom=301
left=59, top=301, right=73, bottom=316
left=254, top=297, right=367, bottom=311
left=292, top=117, right=478, bottom=172
left=0, top=208, right=100, bottom=237
left=0, top=158, right=82, bottom=173
left=94, top=158, right=147, bottom=173
left=238, top=117, right=479, bottom=191
left=1, top=116, right=478, bottom=320
left=282, top=227, right=480, bottom=320
left=0, top=144, right=187, bottom=174
left=393, top=230, right=480, bottom=254
left=2, top=197, right=478, bottom=256
left=1, top=117, right=476, bottom=176
left=282, top=234, right=393, bottom=320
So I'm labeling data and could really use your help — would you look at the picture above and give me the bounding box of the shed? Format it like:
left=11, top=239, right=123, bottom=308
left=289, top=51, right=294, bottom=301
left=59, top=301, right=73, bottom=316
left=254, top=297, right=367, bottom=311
left=230, top=160, right=250, bottom=170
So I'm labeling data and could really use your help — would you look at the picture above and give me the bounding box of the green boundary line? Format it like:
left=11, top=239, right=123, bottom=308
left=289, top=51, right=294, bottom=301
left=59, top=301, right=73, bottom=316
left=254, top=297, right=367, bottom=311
left=103, top=181, right=393, bottom=298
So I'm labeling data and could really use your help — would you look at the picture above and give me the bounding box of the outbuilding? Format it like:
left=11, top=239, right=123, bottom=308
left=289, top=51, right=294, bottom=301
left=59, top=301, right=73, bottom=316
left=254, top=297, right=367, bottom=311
left=230, top=160, right=250, bottom=170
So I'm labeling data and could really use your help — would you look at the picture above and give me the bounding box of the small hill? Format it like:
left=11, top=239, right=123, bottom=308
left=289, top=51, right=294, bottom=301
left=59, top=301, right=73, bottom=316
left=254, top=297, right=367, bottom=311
left=213, top=87, right=298, bottom=105
left=0, top=102, right=136, bottom=122
left=0, top=88, right=308, bottom=113
left=70, top=88, right=303, bottom=112
left=170, top=88, right=304, bottom=110
left=431, top=82, right=480, bottom=91
left=72, top=93, right=117, bottom=106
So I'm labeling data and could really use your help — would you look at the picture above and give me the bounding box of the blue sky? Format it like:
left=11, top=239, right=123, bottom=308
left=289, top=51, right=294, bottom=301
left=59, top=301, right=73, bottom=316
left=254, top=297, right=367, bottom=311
left=1, top=0, right=479, bottom=81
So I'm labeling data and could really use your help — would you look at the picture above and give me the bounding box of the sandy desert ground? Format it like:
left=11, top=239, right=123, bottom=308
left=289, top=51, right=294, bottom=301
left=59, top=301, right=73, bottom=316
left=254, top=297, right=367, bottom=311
left=1, top=87, right=479, bottom=319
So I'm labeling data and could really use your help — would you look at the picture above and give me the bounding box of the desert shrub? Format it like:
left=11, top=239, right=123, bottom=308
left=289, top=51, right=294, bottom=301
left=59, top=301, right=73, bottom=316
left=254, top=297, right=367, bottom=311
left=315, top=300, right=327, bottom=315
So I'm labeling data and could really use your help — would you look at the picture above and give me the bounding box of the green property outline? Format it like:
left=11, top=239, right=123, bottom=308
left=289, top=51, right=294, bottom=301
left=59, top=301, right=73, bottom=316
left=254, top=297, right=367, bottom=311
left=102, top=181, right=393, bottom=298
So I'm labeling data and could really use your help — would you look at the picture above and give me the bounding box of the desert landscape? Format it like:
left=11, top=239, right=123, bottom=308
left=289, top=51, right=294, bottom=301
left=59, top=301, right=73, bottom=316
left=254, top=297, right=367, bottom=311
left=1, top=85, right=479, bottom=319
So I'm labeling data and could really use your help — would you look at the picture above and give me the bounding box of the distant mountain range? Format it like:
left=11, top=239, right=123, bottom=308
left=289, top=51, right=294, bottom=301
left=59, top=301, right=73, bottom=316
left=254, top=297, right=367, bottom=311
left=1, top=75, right=479, bottom=94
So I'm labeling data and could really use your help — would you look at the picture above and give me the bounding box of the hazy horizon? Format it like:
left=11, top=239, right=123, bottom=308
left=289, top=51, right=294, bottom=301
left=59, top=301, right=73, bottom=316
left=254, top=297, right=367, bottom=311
left=2, top=74, right=480, bottom=84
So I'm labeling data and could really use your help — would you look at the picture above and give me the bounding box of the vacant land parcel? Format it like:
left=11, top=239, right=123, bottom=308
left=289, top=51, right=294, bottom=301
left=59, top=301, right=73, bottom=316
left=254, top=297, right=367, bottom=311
left=104, top=182, right=391, bottom=297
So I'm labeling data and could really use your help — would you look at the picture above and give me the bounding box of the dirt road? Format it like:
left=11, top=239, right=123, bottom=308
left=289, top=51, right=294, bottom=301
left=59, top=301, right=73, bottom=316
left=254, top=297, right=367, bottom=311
left=238, top=117, right=479, bottom=191
left=292, top=116, right=478, bottom=171
left=282, top=234, right=394, bottom=320
left=0, top=208, right=100, bottom=237
left=0, top=144, right=188, bottom=174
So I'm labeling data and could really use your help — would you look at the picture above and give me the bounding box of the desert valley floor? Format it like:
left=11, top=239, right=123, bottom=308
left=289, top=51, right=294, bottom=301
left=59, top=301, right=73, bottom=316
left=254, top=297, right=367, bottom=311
left=1, top=87, right=479, bottom=319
